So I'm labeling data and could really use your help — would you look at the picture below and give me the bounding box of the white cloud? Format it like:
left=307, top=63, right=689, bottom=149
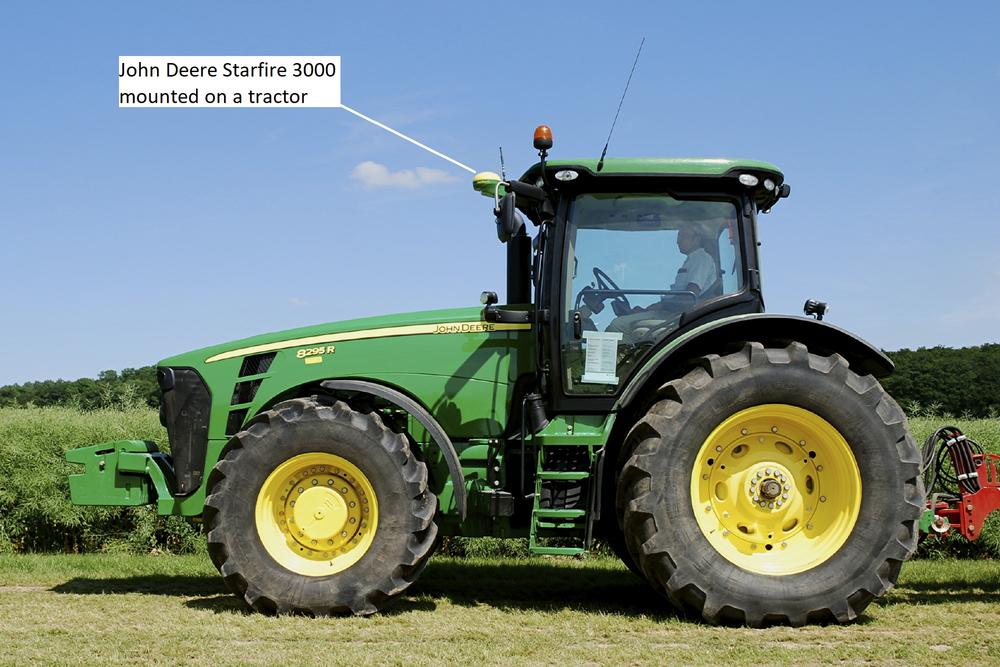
left=350, top=161, right=457, bottom=189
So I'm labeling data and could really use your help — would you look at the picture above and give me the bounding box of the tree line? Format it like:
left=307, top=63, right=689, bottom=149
left=0, top=367, right=159, bottom=410
left=0, top=344, right=998, bottom=417
left=880, top=344, right=1000, bottom=418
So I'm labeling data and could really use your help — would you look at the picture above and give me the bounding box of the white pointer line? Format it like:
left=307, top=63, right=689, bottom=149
left=340, top=104, right=477, bottom=174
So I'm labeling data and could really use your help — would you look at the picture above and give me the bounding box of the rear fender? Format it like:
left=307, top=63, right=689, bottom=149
left=617, top=314, right=894, bottom=413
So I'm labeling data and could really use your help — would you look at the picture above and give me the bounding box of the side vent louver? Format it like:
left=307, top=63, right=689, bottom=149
left=239, top=352, right=275, bottom=377
left=231, top=379, right=262, bottom=406
left=226, top=409, right=249, bottom=437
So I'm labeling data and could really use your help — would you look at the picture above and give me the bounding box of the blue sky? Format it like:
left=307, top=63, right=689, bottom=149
left=1, top=1, right=998, bottom=384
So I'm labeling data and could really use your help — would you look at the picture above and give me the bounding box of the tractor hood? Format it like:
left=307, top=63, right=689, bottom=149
left=158, top=306, right=494, bottom=369
left=155, top=304, right=534, bottom=449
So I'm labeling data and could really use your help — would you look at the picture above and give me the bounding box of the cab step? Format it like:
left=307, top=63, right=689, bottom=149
left=528, top=443, right=599, bottom=556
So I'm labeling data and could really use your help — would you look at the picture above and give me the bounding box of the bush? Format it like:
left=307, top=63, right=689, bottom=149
left=0, top=405, right=203, bottom=555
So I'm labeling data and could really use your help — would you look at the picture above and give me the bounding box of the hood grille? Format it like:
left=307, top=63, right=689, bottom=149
left=239, top=352, right=275, bottom=377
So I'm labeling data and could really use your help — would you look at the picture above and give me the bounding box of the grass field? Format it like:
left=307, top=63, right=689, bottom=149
left=1, top=554, right=999, bottom=666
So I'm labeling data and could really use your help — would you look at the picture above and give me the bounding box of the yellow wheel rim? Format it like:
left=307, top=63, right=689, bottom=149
left=255, top=452, right=378, bottom=577
left=691, top=404, right=861, bottom=576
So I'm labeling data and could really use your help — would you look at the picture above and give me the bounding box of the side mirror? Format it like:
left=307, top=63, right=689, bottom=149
left=494, top=192, right=525, bottom=243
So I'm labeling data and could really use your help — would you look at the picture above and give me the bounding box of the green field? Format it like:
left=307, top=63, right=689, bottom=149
left=0, top=553, right=998, bottom=666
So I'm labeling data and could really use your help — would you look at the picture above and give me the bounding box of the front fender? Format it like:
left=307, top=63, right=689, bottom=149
left=616, top=314, right=893, bottom=411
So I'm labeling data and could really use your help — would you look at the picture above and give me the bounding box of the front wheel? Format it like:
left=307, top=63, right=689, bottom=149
left=204, top=397, right=438, bottom=615
left=616, top=342, right=923, bottom=626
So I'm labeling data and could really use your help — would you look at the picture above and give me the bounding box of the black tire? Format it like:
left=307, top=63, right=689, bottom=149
left=203, top=396, right=438, bottom=615
left=616, top=342, right=923, bottom=626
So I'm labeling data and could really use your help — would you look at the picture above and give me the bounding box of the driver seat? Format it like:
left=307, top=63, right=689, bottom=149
left=629, top=278, right=722, bottom=341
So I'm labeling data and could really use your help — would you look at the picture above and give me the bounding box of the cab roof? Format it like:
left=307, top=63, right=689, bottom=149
left=522, top=157, right=783, bottom=179
left=519, top=157, right=787, bottom=211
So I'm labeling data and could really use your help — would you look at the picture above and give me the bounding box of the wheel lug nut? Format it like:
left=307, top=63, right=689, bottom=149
left=784, top=484, right=790, bottom=491
left=782, top=493, right=789, bottom=500
left=757, top=471, right=764, bottom=478
left=768, top=502, right=774, bottom=509
left=327, top=480, right=334, bottom=486
left=741, top=428, right=749, bottom=435
left=341, top=531, right=348, bottom=537
left=715, top=446, right=723, bottom=452
left=820, top=496, right=827, bottom=502
left=765, top=468, right=772, bottom=475
left=771, top=426, right=778, bottom=433
left=816, top=465, right=824, bottom=472
left=298, top=488, right=304, bottom=493
left=753, top=496, right=760, bottom=502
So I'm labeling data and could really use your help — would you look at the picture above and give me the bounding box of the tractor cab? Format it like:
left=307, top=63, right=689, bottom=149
left=474, top=126, right=791, bottom=410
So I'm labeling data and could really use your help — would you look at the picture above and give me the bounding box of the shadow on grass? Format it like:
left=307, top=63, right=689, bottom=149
left=51, top=575, right=227, bottom=598
left=53, top=558, right=996, bottom=619
left=411, top=559, right=672, bottom=618
left=875, top=577, right=1000, bottom=607
left=50, top=558, right=675, bottom=618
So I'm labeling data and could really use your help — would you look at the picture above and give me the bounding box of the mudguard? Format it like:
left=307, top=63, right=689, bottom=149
left=616, top=314, right=894, bottom=411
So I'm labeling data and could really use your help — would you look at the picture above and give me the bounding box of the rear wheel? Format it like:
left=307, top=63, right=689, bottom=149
left=204, top=396, right=438, bottom=615
left=617, top=342, right=923, bottom=626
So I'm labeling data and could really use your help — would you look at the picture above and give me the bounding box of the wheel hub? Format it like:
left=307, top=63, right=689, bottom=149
left=292, top=486, right=349, bottom=544
left=747, top=464, right=793, bottom=509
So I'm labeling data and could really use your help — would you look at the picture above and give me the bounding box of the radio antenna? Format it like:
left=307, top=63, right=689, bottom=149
left=499, top=146, right=506, bottom=181
left=596, top=37, right=644, bottom=173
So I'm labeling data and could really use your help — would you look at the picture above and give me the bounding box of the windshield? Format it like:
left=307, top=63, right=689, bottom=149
left=561, top=193, right=743, bottom=394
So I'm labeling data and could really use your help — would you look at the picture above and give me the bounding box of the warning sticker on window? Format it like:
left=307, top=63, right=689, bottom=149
left=581, top=331, right=623, bottom=384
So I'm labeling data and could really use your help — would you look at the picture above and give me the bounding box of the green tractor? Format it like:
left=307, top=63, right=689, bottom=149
left=66, top=127, right=922, bottom=626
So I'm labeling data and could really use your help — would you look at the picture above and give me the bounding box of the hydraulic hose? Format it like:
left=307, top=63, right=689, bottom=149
left=921, top=425, right=983, bottom=497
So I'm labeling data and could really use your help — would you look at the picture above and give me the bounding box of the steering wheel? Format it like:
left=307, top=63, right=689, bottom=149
left=593, top=267, right=632, bottom=315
